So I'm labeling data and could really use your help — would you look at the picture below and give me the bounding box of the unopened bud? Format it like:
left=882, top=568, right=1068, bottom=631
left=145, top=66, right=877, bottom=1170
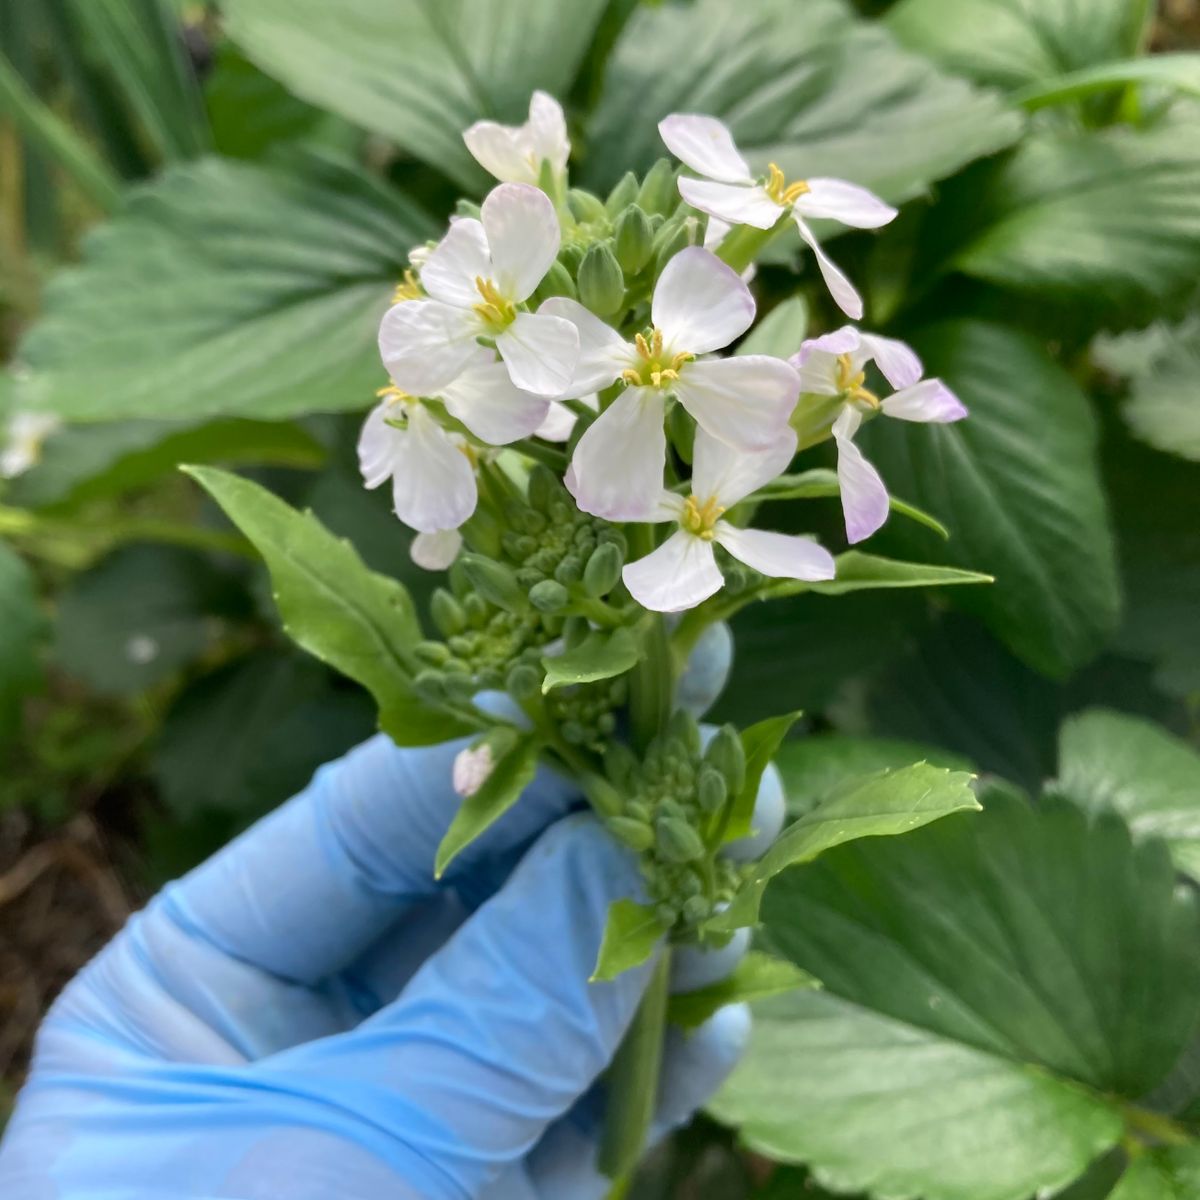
left=430, top=588, right=467, bottom=637
left=638, top=158, right=678, bottom=217
left=526, top=463, right=561, bottom=513
left=532, top=259, right=577, bottom=305
left=415, top=640, right=451, bottom=667
left=605, top=740, right=639, bottom=789
left=667, top=709, right=702, bottom=757
left=506, top=662, right=541, bottom=701
left=583, top=541, right=623, bottom=597
left=681, top=895, right=712, bottom=925
left=414, top=670, right=446, bottom=704
left=461, top=553, right=525, bottom=612
left=697, top=765, right=728, bottom=813
left=705, top=725, right=746, bottom=796
left=567, top=188, right=608, bottom=225
left=605, top=171, right=639, bottom=216
left=656, top=816, right=706, bottom=863
left=557, top=243, right=585, bottom=274
left=452, top=742, right=494, bottom=798
left=554, top=554, right=584, bottom=585
left=607, top=816, right=655, bottom=852
left=653, top=215, right=691, bottom=274
left=614, top=205, right=654, bottom=274
left=577, top=241, right=626, bottom=318
left=529, top=578, right=569, bottom=613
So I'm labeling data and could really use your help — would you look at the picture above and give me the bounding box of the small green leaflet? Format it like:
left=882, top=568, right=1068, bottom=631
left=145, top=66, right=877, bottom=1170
left=591, top=898, right=666, bottom=982
left=541, top=626, right=639, bottom=694
left=708, top=763, right=979, bottom=932
left=765, top=551, right=992, bottom=601
left=726, top=712, right=802, bottom=842
left=669, top=952, right=818, bottom=1030
left=434, top=731, right=542, bottom=878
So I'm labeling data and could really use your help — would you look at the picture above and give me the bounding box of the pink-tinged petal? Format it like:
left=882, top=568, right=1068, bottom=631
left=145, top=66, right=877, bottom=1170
left=357, top=401, right=400, bottom=489
left=691, top=425, right=798, bottom=508
left=658, top=114, right=752, bottom=184
left=411, top=528, right=462, bottom=571
left=860, top=332, right=922, bottom=389
left=496, top=310, right=579, bottom=397
left=419, top=219, right=491, bottom=308
left=832, top=403, right=863, bottom=441
left=568, top=388, right=666, bottom=520
left=481, top=182, right=561, bottom=302
left=674, top=355, right=798, bottom=451
left=797, top=179, right=897, bottom=229
left=678, top=177, right=781, bottom=230
left=715, top=524, right=836, bottom=581
left=537, top=297, right=633, bottom=395
left=379, top=299, right=481, bottom=396
left=653, top=247, right=756, bottom=356
left=388, top=407, right=478, bottom=533
left=880, top=378, right=968, bottom=423
left=793, top=326, right=862, bottom=365
left=527, top=90, right=569, bottom=173
left=794, top=216, right=863, bottom=320
left=622, top=530, right=724, bottom=613
left=440, top=356, right=551, bottom=444
left=835, top=430, right=889, bottom=544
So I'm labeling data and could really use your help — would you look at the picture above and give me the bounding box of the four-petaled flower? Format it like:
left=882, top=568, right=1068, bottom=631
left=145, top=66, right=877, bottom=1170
left=546, top=246, right=798, bottom=520
left=463, top=91, right=570, bottom=189
left=379, top=182, right=580, bottom=398
left=790, top=326, right=967, bottom=543
left=623, top=427, right=836, bottom=613
left=658, top=113, right=896, bottom=320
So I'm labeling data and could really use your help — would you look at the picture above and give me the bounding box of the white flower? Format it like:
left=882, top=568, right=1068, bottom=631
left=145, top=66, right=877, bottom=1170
left=464, top=91, right=570, bottom=188
left=452, top=742, right=495, bottom=797
left=1, top=411, right=61, bottom=478
left=378, top=183, right=580, bottom=398
left=658, top=113, right=897, bottom=320
left=622, top=427, right=836, bottom=613
left=790, top=326, right=967, bottom=544
left=545, top=247, right=798, bottom=520
left=411, top=529, right=462, bottom=571
left=533, top=393, right=598, bottom=442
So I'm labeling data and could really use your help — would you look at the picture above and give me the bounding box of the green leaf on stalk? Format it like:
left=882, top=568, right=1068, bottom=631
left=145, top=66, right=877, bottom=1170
left=736, top=297, right=807, bottom=359
left=434, top=730, right=541, bottom=878
left=591, top=898, right=667, bottom=983
left=727, top=712, right=802, bottom=842
left=668, top=952, right=818, bottom=1031
left=541, top=626, right=639, bottom=694
left=708, top=763, right=979, bottom=932
left=184, top=465, right=471, bottom=746
left=767, top=551, right=992, bottom=601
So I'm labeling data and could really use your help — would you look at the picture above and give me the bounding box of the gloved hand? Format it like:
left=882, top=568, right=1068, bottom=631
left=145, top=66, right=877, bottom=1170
left=0, top=637, right=775, bottom=1200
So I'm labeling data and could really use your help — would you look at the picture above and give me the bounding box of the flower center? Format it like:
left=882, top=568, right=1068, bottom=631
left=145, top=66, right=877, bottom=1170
left=681, top=493, right=725, bottom=540
left=835, top=353, right=879, bottom=409
left=392, top=269, right=421, bottom=303
left=473, top=276, right=517, bottom=330
left=377, top=383, right=415, bottom=428
left=620, top=329, right=695, bottom=389
left=764, top=162, right=811, bottom=207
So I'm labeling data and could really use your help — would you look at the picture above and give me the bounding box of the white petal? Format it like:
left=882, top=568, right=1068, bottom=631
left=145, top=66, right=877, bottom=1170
left=481, top=182, right=561, bottom=302
left=703, top=216, right=732, bottom=248
left=419, top=218, right=491, bottom=308
left=495, top=310, right=579, bottom=397
left=622, top=530, right=723, bottom=613
left=462, top=121, right=536, bottom=184
left=678, top=177, right=781, bottom=231
left=411, top=528, right=462, bottom=571
left=440, top=356, right=551, bottom=444
left=794, top=326, right=862, bottom=363
left=832, top=404, right=862, bottom=440
left=537, top=297, right=633, bottom=395
left=715, top=524, right=836, bottom=581
left=658, top=114, right=752, bottom=184
left=835, top=430, right=889, bottom=544
left=797, top=179, right=897, bottom=229
left=794, top=217, right=863, bottom=321
left=357, top=401, right=400, bottom=488
left=860, top=332, right=922, bottom=389
left=527, top=90, right=569, bottom=173
left=389, top=407, right=478, bottom=533
left=534, top=393, right=598, bottom=442
left=691, top=425, right=798, bottom=508
left=378, top=299, right=481, bottom=396
left=881, top=378, right=968, bottom=423
left=674, top=356, right=798, bottom=451
left=568, top=388, right=666, bottom=521
left=652, top=247, right=755, bottom=356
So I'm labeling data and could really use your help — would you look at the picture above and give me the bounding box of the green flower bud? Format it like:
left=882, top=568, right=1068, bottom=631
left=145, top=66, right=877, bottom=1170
left=454, top=198, right=482, bottom=220
left=463, top=593, right=490, bottom=627
left=606, top=816, right=655, bottom=852
left=415, top=640, right=451, bottom=667
left=605, top=171, right=640, bottom=216
left=506, top=662, right=541, bottom=701
left=577, top=240, right=626, bottom=318
left=696, top=765, right=728, bottom=814
left=561, top=719, right=589, bottom=745
left=658, top=798, right=687, bottom=821
left=461, top=553, right=526, bottom=613
left=655, top=902, right=680, bottom=927
left=567, top=188, right=608, bottom=225
left=531, top=259, right=577, bottom=305
left=652, top=215, right=692, bottom=274
left=656, top=817, right=706, bottom=863
left=443, top=672, right=476, bottom=703
left=681, top=895, right=712, bottom=925
left=554, top=554, right=584, bottom=586
left=583, top=541, right=623, bottom=597
left=705, top=725, right=746, bottom=796
left=448, top=559, right=472, bottom=598
left=526, top=463, right=561, bottom=513
left=597, top=711, right=617, bottom=736
left=667, top=709, right=702, bottom=757
left=529, top=578, right=569, bottom=613
left=625, top=799, right=652, bottom=823
left=430, top=588, right=467, bottom=637
left=413, top=670, right=446, bottom=704
left=515, top=566, right=544, bottom=590
left=613, top=205, right=654, bottom=275
left=557, top=242, right=585, bottom=274
left=605, top=740, right=639, bottom=789
left=638, top=158, right=678, bottom=217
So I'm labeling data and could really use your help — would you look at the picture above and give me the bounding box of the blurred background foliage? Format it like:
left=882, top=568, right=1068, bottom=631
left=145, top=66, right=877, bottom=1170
left=1, top=1, right=1200, bottom=1196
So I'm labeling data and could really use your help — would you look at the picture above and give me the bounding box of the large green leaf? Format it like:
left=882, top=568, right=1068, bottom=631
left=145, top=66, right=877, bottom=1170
left=186, top=465, right=471, bottom=745
left=0, top=541, right=44, bottom=743
left=582, top=0, right=1021, bottom=202
left=715, top=791, right=1200, bottom=1199
left=862, top=319, right=1119, bottom=677
left=1014, top=54, right=1200, bottom=112
left=1109, top=1146, right=1200, bottom=1200
left=16, top=152, right=435, bottom=422
left=1057, top=709, right=1200, bottom=881
left=223, top=0, right=608, bottom=191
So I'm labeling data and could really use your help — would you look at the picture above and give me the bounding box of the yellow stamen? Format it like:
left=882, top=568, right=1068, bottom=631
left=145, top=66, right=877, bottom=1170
left=472, top=276, right=516, bottom=329
left=764, top=162, right=811, bottom=207
left=681, top=494, right=725, bottom=540
left=621, top=327, right=695, bottom=388
left=835, top=352, right=879, bottom=409
left=392, top=269, right=422, bottom=303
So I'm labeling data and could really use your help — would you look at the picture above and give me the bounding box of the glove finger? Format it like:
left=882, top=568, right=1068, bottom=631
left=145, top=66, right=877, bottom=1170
left=258, top=814, right=656, bottom=1199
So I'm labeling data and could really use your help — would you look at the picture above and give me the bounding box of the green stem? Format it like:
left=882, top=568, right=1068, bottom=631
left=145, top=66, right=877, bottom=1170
left=714, top=211, right=792, bottom=275
left=598, top=950, right=672, bottom=1183
left=1121, top=1103, right=1194, bottom=1148
left=512, top=438, right=568, bottom=471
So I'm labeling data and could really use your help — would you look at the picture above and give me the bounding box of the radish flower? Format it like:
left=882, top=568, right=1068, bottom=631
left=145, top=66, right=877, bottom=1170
left=546, top=247, right=798, bottom=520
left=464, top=91, right=570, bottom=189
left=379, top=183, right=579, bottom=398
left=791, top=326, right=967, bottom=544
left=658, top=113, right=896, bottom=320
left=622, top=428, right=835, bottom=613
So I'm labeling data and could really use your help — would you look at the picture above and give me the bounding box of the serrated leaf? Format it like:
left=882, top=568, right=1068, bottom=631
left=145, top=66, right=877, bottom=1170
left=668, top=951, right=818, bottom=1031
left=766, top=550, right=991, bottom=601
left=592, top=898, right=666, bottom=983
left=708, top=763, right=979, bottom=932
left=434, top=730, right=541, bottom=878
left=541, top=626, right=639, bottom=694
left=185, top=465, right=471, bottom=745
left=726, top=711, right=801, bottom=842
